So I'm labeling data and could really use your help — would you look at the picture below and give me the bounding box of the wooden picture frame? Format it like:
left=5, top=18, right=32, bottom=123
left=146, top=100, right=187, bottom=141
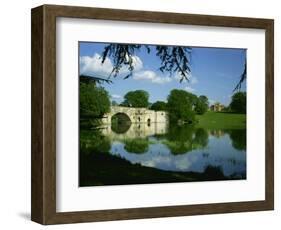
left=31, top=4, right=274, bottom=225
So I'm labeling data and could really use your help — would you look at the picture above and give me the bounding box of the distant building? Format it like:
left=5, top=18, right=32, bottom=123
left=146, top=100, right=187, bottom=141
left=210, top=103, right=225, bottom=112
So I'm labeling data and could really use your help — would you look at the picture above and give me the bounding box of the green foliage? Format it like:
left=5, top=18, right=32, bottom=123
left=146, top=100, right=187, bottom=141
left=193, top=128, right=209, bottom=147
left=111, top=100, right=118, bottom=106
left=227, top=129, right=246, bottom=151
left=122, top=90, right=149, bottom=108
left=150, top=101, right=167, bottom=111
left=230, top=92, right=246, bottom=114
left=222, top=106, right=230, bottom=112
left=80, top=130, right=111, bottom=155
left=163, top=125, right=208, bottom=154
left=80, top=82, right=110, bottom=119
left=195, top=95, right=209, bottom=115
left=167, top=89, right=196, bottom=124
left=163, top=125, right=194, bottom=154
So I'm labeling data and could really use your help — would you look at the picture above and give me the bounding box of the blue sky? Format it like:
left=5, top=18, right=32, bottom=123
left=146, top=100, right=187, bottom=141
left=79, top=42, right=246, bottom=106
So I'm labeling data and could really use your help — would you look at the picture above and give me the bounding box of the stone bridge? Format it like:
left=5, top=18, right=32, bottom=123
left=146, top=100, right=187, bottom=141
left=102, top=106, right=168, bottom=124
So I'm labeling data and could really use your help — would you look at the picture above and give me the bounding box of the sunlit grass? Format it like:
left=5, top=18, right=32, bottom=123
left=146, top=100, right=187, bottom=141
left=196, top=111, right=246, bottom=129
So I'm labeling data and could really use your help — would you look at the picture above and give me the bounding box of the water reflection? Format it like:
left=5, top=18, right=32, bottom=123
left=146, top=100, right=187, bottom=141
left=124, top=138, right=149, bottom=154
left=228, top=129, right=246, bottom=151
left=101, top=122, right=168, bottom=140
left=80, top=129, right=111, bottom=154
left=162, top=126, right=209, bottom=154
left=80, top=122, right=246, bottom=186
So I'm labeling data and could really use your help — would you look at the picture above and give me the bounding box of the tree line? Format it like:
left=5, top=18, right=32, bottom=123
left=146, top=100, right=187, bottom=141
left=80, top=78, right=246, bottom=127
left=117, top=89, right=209, bottom=124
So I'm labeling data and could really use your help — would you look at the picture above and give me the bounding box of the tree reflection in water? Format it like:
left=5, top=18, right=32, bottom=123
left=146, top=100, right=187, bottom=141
left=163, top=125, right=209, bottom=154
left=80, top=129, right=111, bottom=155
left=79, top=121, right=246, bottom=186
left=227, top=129, right=246, bottom=151
left=124, top=138, right=149, bottom=154
left=209, top=129, right=246, bottom=151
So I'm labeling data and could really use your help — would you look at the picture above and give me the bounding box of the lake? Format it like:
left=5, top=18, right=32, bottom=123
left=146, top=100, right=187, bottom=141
left=79, top=122, right=246, bottom=186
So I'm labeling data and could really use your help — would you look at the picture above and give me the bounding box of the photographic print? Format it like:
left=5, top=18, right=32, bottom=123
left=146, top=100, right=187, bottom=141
left=79, top=42, right=247, bottom=187
left=31, top=6, right=274, bottom=224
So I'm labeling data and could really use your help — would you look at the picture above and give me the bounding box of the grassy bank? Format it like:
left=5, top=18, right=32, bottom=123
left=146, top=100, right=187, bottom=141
left=196, top=111, right=246, bottom=129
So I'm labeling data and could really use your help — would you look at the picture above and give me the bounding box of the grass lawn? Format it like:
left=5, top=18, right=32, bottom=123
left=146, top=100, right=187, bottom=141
left=196, top=111, right=246, bottom=129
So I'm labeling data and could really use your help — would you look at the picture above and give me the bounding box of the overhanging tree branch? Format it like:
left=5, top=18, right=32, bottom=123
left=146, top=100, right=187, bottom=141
left=100, top=44, right=192, bottom=82
left=233, top=62, right=246, bottom=92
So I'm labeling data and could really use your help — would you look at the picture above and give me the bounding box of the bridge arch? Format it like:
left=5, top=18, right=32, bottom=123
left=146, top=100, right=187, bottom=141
left=111, top=112, right=132, bottom=124
left=111, top=112, right=132, bottom=134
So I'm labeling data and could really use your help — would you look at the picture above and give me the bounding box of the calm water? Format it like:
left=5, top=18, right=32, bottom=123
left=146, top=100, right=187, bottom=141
left=80, top=122, right=246, bottom=186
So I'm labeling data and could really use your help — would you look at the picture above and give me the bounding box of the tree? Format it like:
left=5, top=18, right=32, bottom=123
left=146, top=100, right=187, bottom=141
left=167, top=89, right=196, bottom=124
left=111, top=100, right=118, bottom=106
left=80, top=82, right=110, bottom=119
left=195, top=95, right=209, bottom=114
left=122, top=90, right=149, bottom=108
left=230, top=92, right=246, bottom=113
left=150, top=101, right=167, bottom=111
left=100, top=44, right=191, bottom=82
left=198, top=95, right=208, bottom=105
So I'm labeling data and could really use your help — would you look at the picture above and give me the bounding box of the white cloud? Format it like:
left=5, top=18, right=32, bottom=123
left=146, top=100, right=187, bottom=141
left=174, top=157, right=192, bottom=171
left=129, top=55, right=143, bottom=72
left=80, top=53, right=143, bottom=77
left=184, top=86, right=196, bottom=93
left=111, top=94, right=122, bottom=99
left=80, top=53, right=112, bottom=76
left=209, top=99, right=216, bottom=105
left=190, top=76, right=198, bottom=84
left=133, top=70, right=172, bottom=84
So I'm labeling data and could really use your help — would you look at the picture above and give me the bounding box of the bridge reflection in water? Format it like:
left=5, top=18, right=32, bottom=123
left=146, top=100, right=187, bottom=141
left=80, top=119, right=246, bottom=186
left=100, top=122, right=168, bottom=141
left=98, top=121, right=246, bottom=174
